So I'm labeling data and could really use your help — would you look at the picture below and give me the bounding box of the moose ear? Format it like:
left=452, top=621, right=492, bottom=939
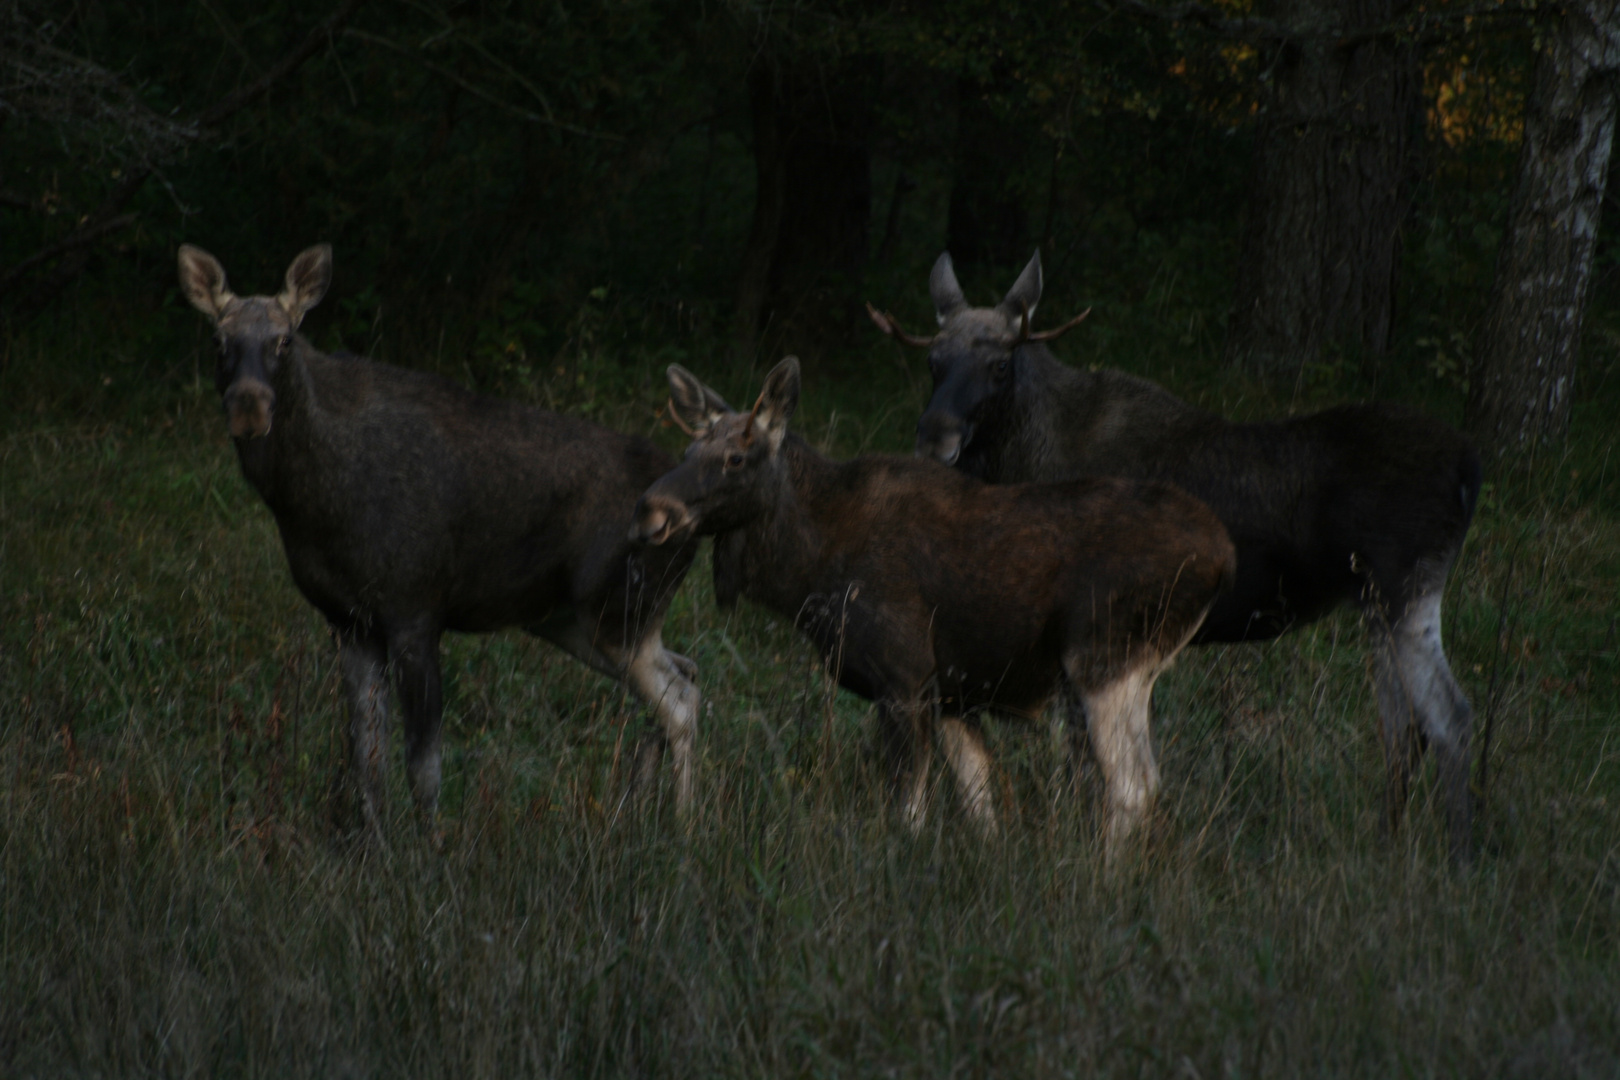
left=750, top=355, right=800, bottom=451
left=278, top=244, right=332, bottom=328
left=667, top=364, right=732, bottom=435
left=997, top=249, right=1042, bottom=324
left=177, top=244, right=236, bottom=320
left=929, top=252, right=968, bottom=323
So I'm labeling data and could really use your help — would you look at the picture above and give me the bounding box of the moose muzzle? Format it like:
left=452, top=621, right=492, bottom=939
left=224, top=378, right=275, bottom=439
left=915, top=410, right=971, bottom=467
left=629, top=493, right=694, bottom=546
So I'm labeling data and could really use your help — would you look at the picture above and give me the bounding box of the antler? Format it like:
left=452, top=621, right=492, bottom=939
left=1015, top=301, right=1092, bottom=345
left=664, top=397, right=697, bottom=437
left=866, top=302, right=937, bottom=348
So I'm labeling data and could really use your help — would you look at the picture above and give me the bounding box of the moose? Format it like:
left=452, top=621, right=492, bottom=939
left=629, top=358, right=1235, bottom=843
left=870, top=251, right=1482, bottom=859
left=177, top=243, right=702, bottom=831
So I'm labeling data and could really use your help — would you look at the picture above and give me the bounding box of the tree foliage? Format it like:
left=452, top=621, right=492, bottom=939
left=1, top=0, right=1614, bottom=467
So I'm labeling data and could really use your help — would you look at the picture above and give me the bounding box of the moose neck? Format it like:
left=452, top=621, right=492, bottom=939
left=720, top=434, right=843, bottom=620
left=960, top=342, right=1093, bottom=484
left=231, top=337, right=322, bottom=510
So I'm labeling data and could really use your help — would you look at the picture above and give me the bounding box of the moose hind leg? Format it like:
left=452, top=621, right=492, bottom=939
left=1049, top=686, right=1093, bottom=801
left=1370, top=633, right=1421, bottom=834
left=1078, top=664, right=1161, bottom=851
left=338, top=630, right=391, bottom=831
left=388, top=622, right=446, bottom=825
left=940, top=717, right=996, bottom=835
left=1373, top=591, right=1474, bottom=858
left=878, top=702, right=934, bottom=833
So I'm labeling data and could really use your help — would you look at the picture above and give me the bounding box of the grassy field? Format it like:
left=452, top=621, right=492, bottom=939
left=3, top=291, right=1619, bottom=1077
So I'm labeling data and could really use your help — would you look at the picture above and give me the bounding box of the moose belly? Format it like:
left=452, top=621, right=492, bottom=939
left=279, top=541, right=372, bottom=627
left=935, top=655, right=1064, bottom=718
left=1193, top=536, right=1355, bottom=643
left=825, top=643, right=1063, bottom=719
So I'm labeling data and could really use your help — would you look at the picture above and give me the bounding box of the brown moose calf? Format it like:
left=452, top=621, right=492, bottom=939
left=630, top=358, right=1235, bottom=843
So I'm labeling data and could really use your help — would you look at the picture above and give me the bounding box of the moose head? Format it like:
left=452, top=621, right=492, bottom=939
left=867, top=250, right=1088, bottom=466
left=630, top=357, right=801, bottom=546
left=178, top=243, right=332, bottom=439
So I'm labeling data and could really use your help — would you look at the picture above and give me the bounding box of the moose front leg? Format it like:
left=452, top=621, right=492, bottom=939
left=1078, top=664, right=1162, bottom=853
left=388, top=621, right=446, bottom=825
left=531, top=618, right=697, bottom=815
left=1048, top=685, right=1093, bottom=801
left=621, top=633, right=701, bottom=817
left=337, top=629, right=391, bottom=832
left=940, top=716, right=996, bottom=835
left=875, top=701, right=934, bottom=832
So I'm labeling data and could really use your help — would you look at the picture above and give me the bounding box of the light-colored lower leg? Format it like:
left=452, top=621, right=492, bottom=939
left=540, top=620, right=700, bottom=816
left=901, top=746, right=933, bottom=834
left=878, top=704, right=932, bottom=833
left=389, top=629, right=445, bottom=824
left=1083, top=667, right=1161, bottom=850
left=622, top=633, right=701, bottom=816
left=1371, top=635, right=1420, bottom=831
left=1048, top=688, right=1090, bottom=802
left=1374, top=591, right=1474, bottom=857
left=940, top=716, right=996, bottom=835
left=339, top=637, right=391, bottom=831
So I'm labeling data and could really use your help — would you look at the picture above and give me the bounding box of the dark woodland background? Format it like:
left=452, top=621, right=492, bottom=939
left=4, top=0, right=1619, bottom=473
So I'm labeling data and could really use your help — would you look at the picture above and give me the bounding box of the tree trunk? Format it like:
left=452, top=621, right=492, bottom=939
left=733, top=63, right=786, bottom=359
left=1466, top=2, right=1620, bottom=466
left=733, top=56, right=874, bottom=360
left=947, top=80, right=1031, bottom=270
left=1225, top=0, right=1419, bottom=380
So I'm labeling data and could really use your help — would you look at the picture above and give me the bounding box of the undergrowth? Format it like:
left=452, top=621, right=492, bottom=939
left=1, top=290, right=1618, bottom=1077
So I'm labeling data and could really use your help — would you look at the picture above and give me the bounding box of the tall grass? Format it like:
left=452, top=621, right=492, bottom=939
left=2, top=299, right=1618, bottom=1077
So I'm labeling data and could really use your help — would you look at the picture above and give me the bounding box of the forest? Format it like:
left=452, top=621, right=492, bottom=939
left=3, top=0, right=1620, bottom=1074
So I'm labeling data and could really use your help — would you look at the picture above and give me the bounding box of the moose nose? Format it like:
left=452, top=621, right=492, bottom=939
left=915, top=411, right=967, bottom=467
left=224, top=379, right=275, bottom=439
left=629, top=495, right=691, bottom=546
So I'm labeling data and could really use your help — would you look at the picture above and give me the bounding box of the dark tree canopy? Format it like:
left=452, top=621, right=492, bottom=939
left=1, top=0, right=1615, bottom=473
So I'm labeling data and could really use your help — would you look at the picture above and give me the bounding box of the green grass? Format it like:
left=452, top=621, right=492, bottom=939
left=2, top=307, right=1618, bottom=1077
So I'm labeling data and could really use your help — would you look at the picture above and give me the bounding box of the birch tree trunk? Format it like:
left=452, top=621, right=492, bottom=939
left=1466, top=1, right=1620, bottom=465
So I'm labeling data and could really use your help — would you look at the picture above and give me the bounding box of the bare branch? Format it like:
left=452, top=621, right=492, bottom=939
left=195, top=0, right=370, bottom=129
left=1099, top=0, right=1291, bottom=42
left=0, top=212, right=134, bottom=296
left=1, top=11, right=197, bottom=168
left=1101, top=0, right=1541, bottom=47
left=342, top=27, right=624, bottom=141
left=0, top=0, right=372, bottom=315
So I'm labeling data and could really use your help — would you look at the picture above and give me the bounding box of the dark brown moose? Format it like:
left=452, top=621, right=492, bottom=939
left=629, top=357, right=1235, bottom=843
left=873, top=250, right=1482, bottom=859
left=178, top=243, right=701, bottom=830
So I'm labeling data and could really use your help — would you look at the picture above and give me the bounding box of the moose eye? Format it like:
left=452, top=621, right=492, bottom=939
left=276, top=335, right=291, bottom=355
left=726, top=452, right=745, bottom=469
left=994, top=358, right=1010, bottom=375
